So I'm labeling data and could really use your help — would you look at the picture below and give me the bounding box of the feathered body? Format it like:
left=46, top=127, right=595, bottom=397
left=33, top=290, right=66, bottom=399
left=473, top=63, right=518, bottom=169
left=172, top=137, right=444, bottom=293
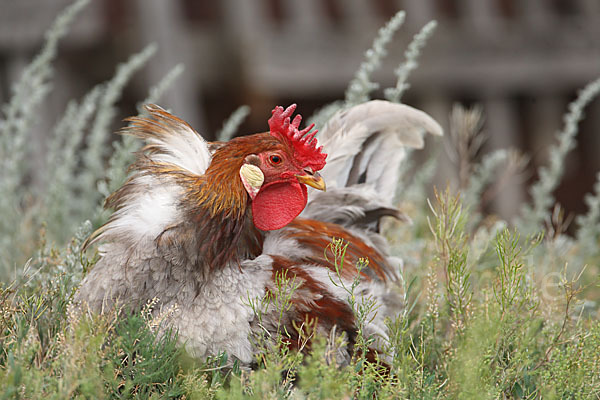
left=75, top=101, right=442, bottom=365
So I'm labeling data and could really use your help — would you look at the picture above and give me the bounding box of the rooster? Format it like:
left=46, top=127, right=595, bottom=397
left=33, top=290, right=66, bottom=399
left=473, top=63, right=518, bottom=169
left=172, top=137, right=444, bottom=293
left=75, top=100, right=442, bottom=366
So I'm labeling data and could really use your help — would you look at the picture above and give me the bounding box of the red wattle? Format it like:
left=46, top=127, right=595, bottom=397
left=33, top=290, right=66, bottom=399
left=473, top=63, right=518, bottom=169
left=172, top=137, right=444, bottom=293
left=252, top=182, right=307, bottom=231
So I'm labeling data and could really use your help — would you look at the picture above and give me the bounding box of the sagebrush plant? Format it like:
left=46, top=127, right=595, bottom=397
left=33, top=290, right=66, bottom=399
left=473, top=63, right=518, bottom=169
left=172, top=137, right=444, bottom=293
left=1, top=1, right=600, bottom=398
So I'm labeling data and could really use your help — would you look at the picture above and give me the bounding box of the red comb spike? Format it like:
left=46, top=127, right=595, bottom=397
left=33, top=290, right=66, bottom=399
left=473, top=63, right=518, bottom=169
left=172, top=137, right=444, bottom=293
left=303, top=131, right=317, bottom=144
left=291, top=114, right=302, bottom=128
left=268, top=104, right=327, bottom=171
left=283, top=104, right=296, bottom=116
left=298, top=123, right=315, bottom=138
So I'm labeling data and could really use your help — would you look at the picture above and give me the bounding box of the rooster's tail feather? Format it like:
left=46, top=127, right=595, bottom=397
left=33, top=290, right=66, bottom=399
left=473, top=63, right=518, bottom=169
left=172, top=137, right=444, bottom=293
left=316, top=100, right=442, bottom=205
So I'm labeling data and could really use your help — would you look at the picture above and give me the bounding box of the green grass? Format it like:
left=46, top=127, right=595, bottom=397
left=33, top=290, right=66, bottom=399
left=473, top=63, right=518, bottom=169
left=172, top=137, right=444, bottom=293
left=2, top=1, right=600, bottom=398
left=1, top=189, right=599, bottom=398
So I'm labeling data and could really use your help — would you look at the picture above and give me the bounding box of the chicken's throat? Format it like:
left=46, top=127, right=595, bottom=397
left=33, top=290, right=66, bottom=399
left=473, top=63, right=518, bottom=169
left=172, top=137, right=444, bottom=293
left=252, top=182, right=308, bottom=231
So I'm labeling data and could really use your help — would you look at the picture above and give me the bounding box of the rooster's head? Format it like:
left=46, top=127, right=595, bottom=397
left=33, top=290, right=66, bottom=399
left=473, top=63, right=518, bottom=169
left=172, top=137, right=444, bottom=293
left=236, top=104, right=327, bottom=231
left=170, top=104, right=326, bottom=232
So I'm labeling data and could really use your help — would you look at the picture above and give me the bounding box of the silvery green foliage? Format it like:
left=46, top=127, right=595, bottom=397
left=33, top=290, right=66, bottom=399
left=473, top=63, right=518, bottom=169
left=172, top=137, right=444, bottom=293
left=34, top=220, right=92, bottom=288
left=0, top=0, right=89, bottom=274
left=385, top=20, right=437, bottom=103
left=0, top=2, right=185, bottom=278
left=576, top=171, right=600, bottom=259
left=216, top=105, right=251, bottom=142
left=388, top=152, right=438, bottom=267
left=44, top=87, right=103, bottom=241
left=345, top=11, right=406, bottom=106
left=402, top=150, right=439, bottom=206
left=518, top=77, right=600, bottom=236
left=0, top=0, right=89, bottom=182
left=462, top=148, right=528, bottom=230
left=462, top=149, right=509, bottom=213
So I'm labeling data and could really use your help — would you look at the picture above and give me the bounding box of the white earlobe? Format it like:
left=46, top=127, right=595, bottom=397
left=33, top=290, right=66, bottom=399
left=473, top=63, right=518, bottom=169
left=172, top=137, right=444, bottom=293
left=239, top=164, right=264, bottom=200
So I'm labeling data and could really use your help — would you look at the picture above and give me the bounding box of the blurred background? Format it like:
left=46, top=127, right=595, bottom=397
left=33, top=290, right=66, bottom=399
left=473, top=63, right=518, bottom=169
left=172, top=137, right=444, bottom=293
left=1, top=0, right=599, bottom=223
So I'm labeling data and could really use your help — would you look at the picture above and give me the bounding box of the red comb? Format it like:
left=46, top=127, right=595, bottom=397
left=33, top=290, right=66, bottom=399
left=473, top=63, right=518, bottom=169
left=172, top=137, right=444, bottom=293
left=268, top=104, right=327, bottom=171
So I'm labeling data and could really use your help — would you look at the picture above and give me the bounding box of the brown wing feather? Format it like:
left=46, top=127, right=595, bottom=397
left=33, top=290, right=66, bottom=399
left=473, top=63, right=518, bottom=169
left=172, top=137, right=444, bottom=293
left=283, top=218, right=397, bottom=282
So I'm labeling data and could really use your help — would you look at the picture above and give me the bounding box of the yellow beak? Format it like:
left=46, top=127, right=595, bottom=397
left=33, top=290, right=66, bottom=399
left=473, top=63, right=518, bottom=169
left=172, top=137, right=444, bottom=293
left=296, top=171, right=326, bottom=191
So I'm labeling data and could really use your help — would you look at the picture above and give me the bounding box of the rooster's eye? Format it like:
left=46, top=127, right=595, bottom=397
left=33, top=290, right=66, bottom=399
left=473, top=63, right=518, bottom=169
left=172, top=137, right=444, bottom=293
left=269, top=155, right=282, bottom=165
